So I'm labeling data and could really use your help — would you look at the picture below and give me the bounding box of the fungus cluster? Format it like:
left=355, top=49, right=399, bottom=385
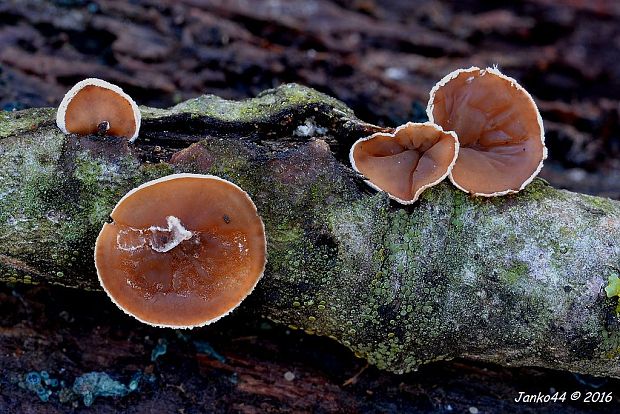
left=350, top=66, right=547, bottom=201
left=56, top=78, right=141, bottom=141
left=94, top=174, right=267, bottom=328
left=57, top=70, right=545, bottom=328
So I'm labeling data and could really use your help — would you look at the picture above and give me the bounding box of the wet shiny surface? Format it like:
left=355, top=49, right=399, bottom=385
left=430, top=68, right=545, bottom=194
left=95, top=175, right=266, bottom=327
left=65, top=85, right=137, bottom=138
left=351, top=123, right=457, bottom=202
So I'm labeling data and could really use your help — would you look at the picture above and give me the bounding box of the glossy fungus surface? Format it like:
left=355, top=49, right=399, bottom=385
left=350, top=122, right=458, bottom=204
left=95, top=174, right=266, bottom=328
left=56, top=78, right=141, bottom=141
left=428, top=67, right=546, bottom=196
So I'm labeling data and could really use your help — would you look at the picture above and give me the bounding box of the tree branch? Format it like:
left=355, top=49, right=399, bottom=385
left=1, top=84, right=619, bottom=378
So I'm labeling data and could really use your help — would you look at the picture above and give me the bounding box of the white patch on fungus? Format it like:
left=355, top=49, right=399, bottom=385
left=95, top=173, right=267, bottom=329
left=148, top=215, right=193, bottom=253
left=116, top=228, right=146, bottom=252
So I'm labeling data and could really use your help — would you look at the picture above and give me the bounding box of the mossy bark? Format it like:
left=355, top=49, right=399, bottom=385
left=1, top=84, right=619, bottom=378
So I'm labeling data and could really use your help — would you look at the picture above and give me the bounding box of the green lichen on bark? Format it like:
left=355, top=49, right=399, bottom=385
left=141, top=83, right=354, bottom=127
left=606, top=275, right=620, bottom=298
left=0, top=107, right=55, bottom=138
left=259, top=176, right=620, bottom=376
left=0, top=126, right=173, bottom=288
left=1, top=84, right=619, bottom=378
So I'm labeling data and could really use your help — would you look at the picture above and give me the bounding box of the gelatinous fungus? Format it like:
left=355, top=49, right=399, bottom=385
left=56, top=78, right=141, bottom=141
left=427, top=66, right=547, bottom=196
left=349, top=122, right=459, bottom=204
left=95, top=173, right=267, bottom=328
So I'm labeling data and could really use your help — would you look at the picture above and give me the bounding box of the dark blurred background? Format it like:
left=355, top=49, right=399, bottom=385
left=1, top=0, right=620, bottom=412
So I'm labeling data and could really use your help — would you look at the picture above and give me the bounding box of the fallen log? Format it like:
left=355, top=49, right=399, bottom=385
left=1, top=84, right=619, bottom=378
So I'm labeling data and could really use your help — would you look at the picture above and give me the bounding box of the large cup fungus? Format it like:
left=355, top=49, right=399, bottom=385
left=56, top=78, right=141, bottom=141
left=349, top=122, right=459, bottom=204
left=95, top=174, right=267, bottom=328
left=427, top=66, right=547, bottom=196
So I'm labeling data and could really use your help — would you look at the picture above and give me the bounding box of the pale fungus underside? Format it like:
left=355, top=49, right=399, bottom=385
left=428, top=67, right=546, bottom=196
left=1, top=84, right=620, bottom=378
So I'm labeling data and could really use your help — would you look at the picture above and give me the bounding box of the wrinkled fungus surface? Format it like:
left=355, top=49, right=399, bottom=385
left=350, top=122, right=458, bottom=204
left=428, top=67, right=546, bottom=196
left=95, top=174, right=266, bottom=328
left=57, top=79, right=141, bottom=140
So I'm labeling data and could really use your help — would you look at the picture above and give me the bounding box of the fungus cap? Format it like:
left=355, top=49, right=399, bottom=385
left=427, top=66, right=547, bottom=196
left=56, top=78, right=141, bottom=141
left=94, top=173, right=267, bottom=328
left=349, top=122, right=459, bottom=204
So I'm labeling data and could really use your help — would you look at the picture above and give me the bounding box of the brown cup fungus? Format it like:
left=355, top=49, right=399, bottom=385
left=95, top=174, right=267, bottom=328
left=56, top=78, right=141, bottom=141
left=427, top=66, right=547, bottom=196
left=350, top=122, right=459, bottom=204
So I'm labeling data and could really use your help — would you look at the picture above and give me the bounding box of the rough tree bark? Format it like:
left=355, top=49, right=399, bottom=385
left=1, top=84, right=619, bottom=379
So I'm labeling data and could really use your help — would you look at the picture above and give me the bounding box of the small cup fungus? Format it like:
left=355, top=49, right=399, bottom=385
left=56, top=78, right=141, bottom=141
left=427, top=66, right=547, bottom=196
left=349, top=122, right=459, bottom=204
left=94, top=174, right=267, bottom=328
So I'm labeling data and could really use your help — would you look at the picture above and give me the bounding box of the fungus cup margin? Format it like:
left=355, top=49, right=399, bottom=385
left=427, top=66, right=547, bottom=197
left=56, top=78, right=142, bottom=142
left=349, top=121, right=459, bottom=204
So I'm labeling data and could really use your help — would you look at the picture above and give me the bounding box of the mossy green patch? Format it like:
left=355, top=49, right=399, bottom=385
left=605, top=274, right=620, bottom=315
left=518, top=178, right=554, bottom=202
left=142, top=83, right=352, bottom=123
left=583, top=194, right=618, bottom=215
left=175, top=139, right=253, bottom=189
left=0, top=108, right=55, bottom=139
left=501, top=261, right=529, bottom=285
left=606, top=275, right=620, bottom=298
left=139, top=162, right=174, bottom=180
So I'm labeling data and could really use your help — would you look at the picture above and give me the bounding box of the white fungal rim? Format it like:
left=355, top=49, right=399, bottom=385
left=94, top=173, right=267, bottom=329
left=427, top=66, right=547, bottom=197
left=349, top=121, right=460, bottom=204
left=56, top=78, right=142, bottom=142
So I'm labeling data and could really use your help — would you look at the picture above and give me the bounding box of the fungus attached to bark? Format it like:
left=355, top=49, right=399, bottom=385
left=56, top=78, right=141, bottom=141
left=427, top=66, right=547, bottom=196
left=349, top=122, right=459, bottom=204
left=94, top=174, right=267, bottom=328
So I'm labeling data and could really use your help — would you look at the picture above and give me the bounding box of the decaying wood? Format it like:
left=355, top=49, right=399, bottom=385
left=1, top=84, right=620, bottom=380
